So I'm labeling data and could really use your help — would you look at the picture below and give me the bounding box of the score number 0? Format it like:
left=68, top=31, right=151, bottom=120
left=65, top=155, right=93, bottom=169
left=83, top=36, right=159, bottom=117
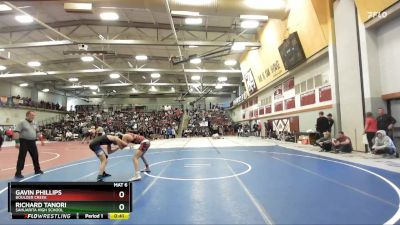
left=119, top=191, right=125, bottom=211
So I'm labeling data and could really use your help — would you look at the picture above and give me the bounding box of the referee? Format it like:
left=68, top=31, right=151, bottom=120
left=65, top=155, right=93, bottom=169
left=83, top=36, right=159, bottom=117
left=13, top=111, right=44, bottom=178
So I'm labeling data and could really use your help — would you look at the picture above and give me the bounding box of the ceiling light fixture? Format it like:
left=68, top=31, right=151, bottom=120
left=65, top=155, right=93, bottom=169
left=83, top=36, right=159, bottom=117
left=135, top=55, right=148, bottom=61
left=231, top=43, right=246, bottom=51
left=218, top=76, right=228, bottom=82
left=191, top=75, right=201, bottom=81
left=192, top=83, right=201, bottom=88
left=132, top=87, right=138, bottom=93
left=149, top=86, right=157, bottom=92
left=100, top=12, right=119, bottom=21
left=0, top=48, right=5, bottom=51
left=81, top=56, right=94, bottom=62
left=42, top=88, right=49, bottom=92
left=15, top=15, right=34, bottom=24
left=69, top=77, right=79, bottom=82
left=89, top=85, right=98, bottom=90
left=224, top=59, right=237, bottom=66
left=188, top=45, right=198, bottom=48
left=240, top=15, right=269, bottom=21
left=171, top=87, right=175, bottom=92
left=215, top=84, right=223, bottom=89
left=109, top=73, right=120, bottom=79
left=190, top=58, right=201, bottom=64
left=244, top=0, right=286, bottom=10
left=241, top=20, right=260, bottom=29
left=0, top=4, right=12, bottom=11
left=174, top=0, right=213, bottom=6
left=92, top=91, right=97, bottom=95
left=171, top=11, right=200, bottom=16
left=185, top=17, right=203, bottom=25
left=151, top=73, right=161, bottom=79
left=0, top=65, right=6, bottom=71
left=19, top=83, right=28, bottom=87
left=27, top=61, right=41, bottom=67
left=64, top=3, right=92, bottom=13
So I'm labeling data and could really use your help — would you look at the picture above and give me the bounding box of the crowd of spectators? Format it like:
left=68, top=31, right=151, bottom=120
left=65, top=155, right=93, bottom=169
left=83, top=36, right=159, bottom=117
left=183, top=107, right=234, bottom=137
left=0, top=95, right=66, bottom=111
left=38, top=108, right=183, bottom=141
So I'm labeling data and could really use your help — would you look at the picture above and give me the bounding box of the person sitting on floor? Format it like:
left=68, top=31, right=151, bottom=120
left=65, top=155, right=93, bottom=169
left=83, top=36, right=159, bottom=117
left=332, top=131, right=353, bottom=153
left=316, top=131, right=332, bottom=152
left=371, top=130, right=396, bottom=157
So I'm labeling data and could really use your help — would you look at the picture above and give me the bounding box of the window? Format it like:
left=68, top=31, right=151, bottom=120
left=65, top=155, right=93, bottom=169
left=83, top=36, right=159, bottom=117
left=295, top=84, right=300, bottom=95
left=314, top=74, right=322, bottom=87
left=307, top=78, right=314, bottom=90
left=300, top=81, right=307, bottom=93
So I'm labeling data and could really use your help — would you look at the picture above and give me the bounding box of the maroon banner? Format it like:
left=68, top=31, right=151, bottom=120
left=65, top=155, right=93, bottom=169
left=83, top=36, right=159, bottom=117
left=265, top=105, right=272, bottom=114
left=259, top=107, right=265, bottom=116
left=274, top=101, right=283, bottom=112
left=300, top=91, right=316, bottom=106
left=285, top=97, right=295, bottom=110
left=283, top=77, right=295, bottom=92
left=319, top=85, right=332, bottom=102
left=254, top=109, right=258, bottom=118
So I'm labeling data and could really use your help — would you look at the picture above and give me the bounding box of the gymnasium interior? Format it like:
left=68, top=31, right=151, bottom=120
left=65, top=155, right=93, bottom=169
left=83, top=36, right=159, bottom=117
left=0, top=0, right=400, bottom=224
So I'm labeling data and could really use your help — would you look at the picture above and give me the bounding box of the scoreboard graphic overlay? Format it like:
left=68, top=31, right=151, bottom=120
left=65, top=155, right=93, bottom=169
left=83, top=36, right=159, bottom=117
left=8, top=182, right=131, bottom=220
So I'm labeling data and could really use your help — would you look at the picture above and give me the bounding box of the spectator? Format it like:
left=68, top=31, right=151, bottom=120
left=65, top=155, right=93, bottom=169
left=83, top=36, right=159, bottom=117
left=376, top=108, right=396, bottom=140
left=364, top=112, right=377, bottom=153
left=316, top=112, right=330, bottom=139
left=332, top=131, right=353, bottom=153
left=0, top=126, right=3, bottom=150
left=171, top=128, right=176, bottom=138
left=327, top=113, right=334, bottom=133
left=316, top=131, right=332, bottom=152
left=65, top=130, right=73, bottom=141
left=5, top=127, right=13, bottom=141
left=372, top=130, right=396, bottom=157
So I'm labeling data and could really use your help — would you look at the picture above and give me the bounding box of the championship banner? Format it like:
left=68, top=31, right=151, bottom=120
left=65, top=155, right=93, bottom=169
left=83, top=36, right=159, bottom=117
left=243, top=69, right=258, bottom=95
left=319, top=85, right=332, bottom=102
left=285, top=97, right=295, bottom=110
left=265, top=105, right=272, bottom=114
left=283, top=77, right=295, bottom=92
left=253, top=109, right=258, bottom=118
left=259, top=107, right=265, bottom=116
left=274, top=101, right=283, bottom=112
left=274, top=84, right=283, bottom=100
left=300, top=91, right=316, bottom=106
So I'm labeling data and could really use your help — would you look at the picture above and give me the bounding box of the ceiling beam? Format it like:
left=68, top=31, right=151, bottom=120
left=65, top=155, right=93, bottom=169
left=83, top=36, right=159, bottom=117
left=57, top=83, right=239, bottom=89
left=0, top=19, right=255, bottom=34
left=0, top=68, right=242, bottom=78
left=0, top=40, right=260, bottom=49
left=4, top=54, right=230, bottom=67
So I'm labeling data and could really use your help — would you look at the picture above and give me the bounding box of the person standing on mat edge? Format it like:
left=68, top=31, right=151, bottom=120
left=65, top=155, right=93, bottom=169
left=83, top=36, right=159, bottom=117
left=13, top=111, right=43, bottom=178
left=364, top=112, right=377, bottom=153
left=376, top=108, right=397, bottom=157
left=327, top=113, right=334, bottom=133
left=316, top=111, right=330, bottom=140
left=122, top=132, right=151, bottom=181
